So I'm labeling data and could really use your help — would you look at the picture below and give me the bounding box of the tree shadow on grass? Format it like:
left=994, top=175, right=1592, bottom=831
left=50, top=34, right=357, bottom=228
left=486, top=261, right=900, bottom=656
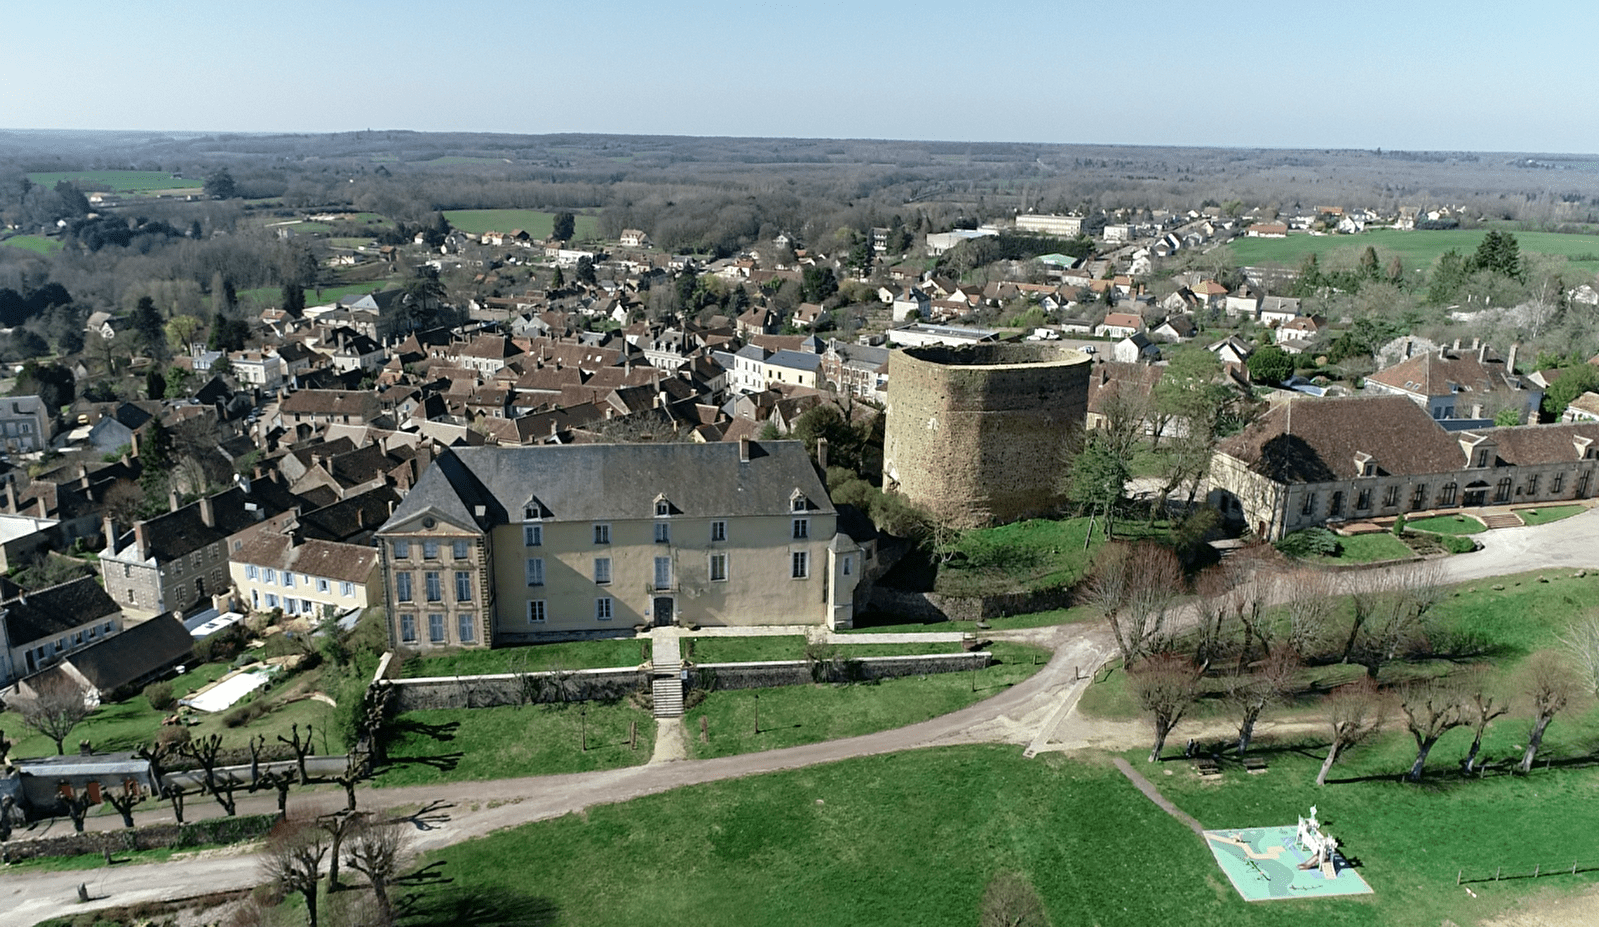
left=392, top=718, right=462, bottom=742
left=398, top=874, right=559, bottom=927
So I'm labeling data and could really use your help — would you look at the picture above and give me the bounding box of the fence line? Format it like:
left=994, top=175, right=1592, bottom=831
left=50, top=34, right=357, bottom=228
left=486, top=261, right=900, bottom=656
left=1457, top=858, right=1599, bottom=885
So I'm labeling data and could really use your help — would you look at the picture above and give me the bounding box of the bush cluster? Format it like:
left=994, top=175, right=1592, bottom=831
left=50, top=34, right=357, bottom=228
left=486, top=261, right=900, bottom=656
left=1274, top=527, right=1343, bottom=558
left=143, top=680, right=175, bottom=712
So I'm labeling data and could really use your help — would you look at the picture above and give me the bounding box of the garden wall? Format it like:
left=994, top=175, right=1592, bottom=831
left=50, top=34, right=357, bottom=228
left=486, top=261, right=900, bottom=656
left=0, top=814, right=277, bottom=863
left=869, top=585, right=1076, bottom=622
left=691, top=652, right=991, bottom=691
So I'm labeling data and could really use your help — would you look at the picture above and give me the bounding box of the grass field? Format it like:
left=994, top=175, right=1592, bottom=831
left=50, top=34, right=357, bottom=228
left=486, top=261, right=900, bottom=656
left=372, top=699, right=654, bottom=787
left=1516, top=504, right=1587, bottom=526
left=402, top=638, right=648, bottom=677
left=0, top=234, right=62, bottom=254
left=397, top=743, right=1599, bottom=927
left=1322, top=532, right=1414, bottom=563
left=26, top=170, right=202, bottom=194
left=442, top=208, right=601, bottom=241
left=1229, top=228, right=1599, bottom=273
left=1402, top=513, right=1486, bottom=535
left=682, top=641, right=1050, bottom=760
left=684, top=636, right=961, bottom=663
left=236, top=281, right=397, bottom=310
left=933, top=517, right=1169, bottom=596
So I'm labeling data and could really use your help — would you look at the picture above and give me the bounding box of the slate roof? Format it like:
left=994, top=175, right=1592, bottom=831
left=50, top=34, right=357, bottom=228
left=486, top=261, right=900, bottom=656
left=1217, top=395, right=1464, bottom=482
left=52, top=613, right=191, bottom=694
left=113, top=487, right=282, bottom=562
left=766, top=350, right=822, bottom=372
left=1, top=577, right=121, bottom=647
left=1366, top=348, right=1509, bottom=397
left=380, top=441, right=832, bottom=531
left=299, top=485, right=402, bottom=543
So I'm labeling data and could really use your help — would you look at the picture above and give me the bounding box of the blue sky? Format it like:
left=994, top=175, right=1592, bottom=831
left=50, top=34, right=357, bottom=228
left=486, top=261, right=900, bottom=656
left=6, top=0, right=1599, bottom=153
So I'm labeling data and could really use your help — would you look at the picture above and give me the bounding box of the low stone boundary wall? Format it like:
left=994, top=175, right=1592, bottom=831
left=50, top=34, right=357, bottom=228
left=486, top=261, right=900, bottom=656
left=0, top=813, right=277, bottom=863
left=870, top=585, right=1075, bottom=622
left=387, top=652, right=992, bottom=711
left=391, top=666, right=648, bottom=711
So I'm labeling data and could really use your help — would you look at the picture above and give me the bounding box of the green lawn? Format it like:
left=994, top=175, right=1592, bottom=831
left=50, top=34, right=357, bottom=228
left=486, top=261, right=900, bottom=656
left=1516, top=505, right=1587, bottom=526
left=402, top=638, right=648, bottom=678
left=684, top=636, right=960, bottom=663
left=372, top=699, right=653, bottom=787
left=26, top=170, right=202, bottom=193
left=1229, top=228, right=1599, bottom=273
left=236, top=282, right=397, bottom=310
left=443, top=209, right=601, bottom=241
left=1322, top=532, right=1414, bottom=563
left=1402, top=513, right=1485, bottom=535
left=0, top=234, right=62, bottom=254
left=843, top=605, right=1098, bottom=635
left=934, top=517, right=1169, bottom=596
left=683, top=642, right=1050, bottom=760
left=398, top=743, right=1599, bottom=927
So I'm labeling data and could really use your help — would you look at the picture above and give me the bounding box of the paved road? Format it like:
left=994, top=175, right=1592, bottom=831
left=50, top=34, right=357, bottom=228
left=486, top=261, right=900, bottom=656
left=6, top=507, right=1597, bottom=926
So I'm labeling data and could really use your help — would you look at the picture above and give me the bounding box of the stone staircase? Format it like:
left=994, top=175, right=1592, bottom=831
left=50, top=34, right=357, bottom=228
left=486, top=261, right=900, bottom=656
left=1480, top=512, right=1523, bottom=530
left=652, top=674, right=684, bottom=718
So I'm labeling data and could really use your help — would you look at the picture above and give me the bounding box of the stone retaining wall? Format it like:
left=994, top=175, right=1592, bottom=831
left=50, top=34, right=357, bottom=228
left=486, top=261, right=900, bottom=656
left=0, top=814, right=277, bottom=863
left=869, top=585, right=1075, bottom=622
left=691, top=652, right=991, bottom=691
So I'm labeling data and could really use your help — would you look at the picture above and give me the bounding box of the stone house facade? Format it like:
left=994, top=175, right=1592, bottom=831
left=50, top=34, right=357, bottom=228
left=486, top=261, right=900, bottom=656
left=374, top=440, right=864, bottom=648
left=1208, top=395, right=1599, bottom=540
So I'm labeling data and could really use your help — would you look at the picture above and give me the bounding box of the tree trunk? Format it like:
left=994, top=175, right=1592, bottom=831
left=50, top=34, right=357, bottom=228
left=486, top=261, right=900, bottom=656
left=1340, top=617, right=1365, bottom=665
left=53, top=737, right=65, bottom=756
left=372, top=878, right=391, bottom=925
left=1149, top=719, right=1172, bottom=763
left=1520, top=714, right=1554, bottom=774
left=1407, top=736, right=1439, bottom=781
left=1316, top=743, right=1340, bottom=786
left=303, top=888, right=319, bottom=927
left=1237, top=708, right=1260, bottom=757
left=169, top=788, right=184, bottom=824
left=1464, top=730, right=1485, bottom=774
left=328, top=833, right=343, bottom=891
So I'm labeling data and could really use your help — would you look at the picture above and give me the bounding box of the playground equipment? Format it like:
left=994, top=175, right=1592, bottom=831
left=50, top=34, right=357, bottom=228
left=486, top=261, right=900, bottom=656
left=1294, top=806, right=1339, bottom=879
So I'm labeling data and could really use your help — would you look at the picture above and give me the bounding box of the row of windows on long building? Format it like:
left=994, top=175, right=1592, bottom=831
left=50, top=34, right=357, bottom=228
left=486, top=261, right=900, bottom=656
left=1303, top=472, right=1589, bottom=518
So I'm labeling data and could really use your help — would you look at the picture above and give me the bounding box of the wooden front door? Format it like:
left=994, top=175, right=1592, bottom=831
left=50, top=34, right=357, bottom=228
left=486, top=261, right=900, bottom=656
left=653, top=597, right=674, bottom=628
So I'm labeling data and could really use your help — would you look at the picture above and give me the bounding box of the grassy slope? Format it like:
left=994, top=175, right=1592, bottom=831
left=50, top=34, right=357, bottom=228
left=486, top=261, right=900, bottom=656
left=442, top=209, right=601, bottom=240
left=682, top=642, right=1049, bottom=759
left=1517, top=505, right=1586, bottom=526
left=933, top=516, right=1168, bottom=597
left=0, top=234, right=62, bottom=254
left=26, top=170, right=201, bottom=193
left=1403, top=514, right=1486, bottom=535
left=1229, top=228, right=1599, bottom=272
left=401, top=743, right=1599, bottom=927
left=1323, top=532, right=1414, bottom=563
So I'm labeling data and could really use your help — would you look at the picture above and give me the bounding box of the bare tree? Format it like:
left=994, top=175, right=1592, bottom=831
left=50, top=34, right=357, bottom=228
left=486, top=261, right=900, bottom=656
left=1128, top=652, right=1202, bottom=763
left=1087, top=542, right=1184, bottom=666
left=1398, top=676, right=1468, bottom=781
left=1226, top=645, right=1300, bottom=756
left=1344, top=561, right=1446, bottom=678
left=279, top=723, right=315, bottom=784
left=1316, top=678, right=1384, bottom=787
left=105, top=780, right=146, bottom=828
left=1459, top=664, right=1510, bottom=775
left=1190, top=566, right=1232, bottom=673
left=164, top=784, right=186, bottom=824
left=12, top=678, right=93, bottom=754
left=59, top=788, right=93, bottom=832
left=0, top=795, right=16, bottom=841
left=1520, top=652, right=1575, bottom=774
left=317, top=808, right=368, bottom=892
left=979, top=870, right=1050, bottom=927
left=0, top=729, right=12, bottom=765
left=1281, top=568, right=1339, bottom=660
left=183, top=733, right=236, bottom=816
left=1557, top=610, right=1599, bottom=699
left=256, top=770, right=294, bottom=820
left=261, top=819, right=329, bottom=927
left=344, top=818, right=413, bottom=925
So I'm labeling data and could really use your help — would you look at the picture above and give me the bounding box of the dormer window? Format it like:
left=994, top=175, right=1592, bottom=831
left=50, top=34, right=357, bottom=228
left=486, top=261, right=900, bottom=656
left=790, top=490, right=809, bottom=513
left=1475, top=449, right=1490, bottom=468
left=655, top=498, right=671, bottom=517
left=523, top=496, right=548, bottom=520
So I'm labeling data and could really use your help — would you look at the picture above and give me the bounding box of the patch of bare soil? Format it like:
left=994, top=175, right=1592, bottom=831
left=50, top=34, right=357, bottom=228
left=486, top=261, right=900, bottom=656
left=1478, top=883, right=1599, bottom=927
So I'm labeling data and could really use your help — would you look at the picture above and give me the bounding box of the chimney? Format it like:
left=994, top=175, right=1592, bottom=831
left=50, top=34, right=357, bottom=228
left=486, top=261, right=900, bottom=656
left=199, top=495, right=215, bottom=528
left=36, top=497, right=46, bottom=519
left=1453, top=338, right=1461, bottom=351
left=133, top=522, right=148, bottom=559
left=1472, top=404, right=1484, bottom=419
left=130, top=430, right=141, bottom=458
left=79, top=740, right=92, bottom=757
left=1404, top=338, right=1413, bottom=358
left=79, top=465, right=90, bottom=491
left=103, top=516, right=117, bottom=553
left=739, top=436, right=751, bottom=463
left=169, top=489, right=180, bottom=513
left=357, top=508, right=365, bottom=528
left=1507, top=343, right=1519, bottom=374
left=817, top=437, right=829, bottom=470
left=4, top=479, right=14, bottom=513
left=1479, top=344, right=1488, bottom=364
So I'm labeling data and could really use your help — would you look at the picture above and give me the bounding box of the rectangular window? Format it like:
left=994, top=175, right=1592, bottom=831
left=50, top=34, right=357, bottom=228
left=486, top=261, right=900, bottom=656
left=528, top=600, right=546, bottom=623
left=246, top=565, right=259, bottom=580
left=283, top=571, right=295, bottom=588
left=428, top=613, right=445, bottom=643
left=654, top=556, right=672, bottom=590
left=396, top=573, right=413, bottom=602
left=791, top=551, right=809, bottom=579
left=453, top=540, right=470, bottom=560
left=423, top=540, right=439, bottom=560
left=1526, top=474, right=1539, bottom=496
left=1300, top=493, right=1316, bottom=516
left=425, top=571, right=443, bottom=601
left=285, top=599, right=298, bottom=615
left=524, top=524, right=542, bottom=546
left=1494, top=478, right=1513, bottom=504
left=1411, top=485, right=1428, bottom=511
left=455, top=571, right=472, bottom=602
left=457, top=614, right=475, bottom=643
left=655, top=522, right=671, bottom=544
left=1553, top=473, right=1565, bottom=494
left=526, top=558, right=544, bottom=586
left=711, top=520, right=726, bottom=542
left=1475, top=449, right=1490, bottom=468
left=792, top=518, right=809, bottom=539
left=1440, top=483, right=1458, bottom=506
left=317, top=577, right=330, bottom=593
left=709, top=552, right=728, bottom=582
left=596, top=597, right=613, bottom=620
left=1383, top=485, right=1399, bottom=508
left=1577, top=471, right=1590, bottom=496
left=266, top=593, right=279, bottom=609
left=843, top=555, right=853, bottom=576
left=400, top=614, right=417, bottom=643
left=340, top=581, right=354, bottom=597
left=174, top=560, right=183, bottom=576
left=393, top=540, right=410, bottom=559
left=594, top=557, right=612, bottom=584
left=1329, top=491, right=1344, bottom=517
left=593, top=523, right=610, bottom=544
left=265, top=569, right=278, bottom=585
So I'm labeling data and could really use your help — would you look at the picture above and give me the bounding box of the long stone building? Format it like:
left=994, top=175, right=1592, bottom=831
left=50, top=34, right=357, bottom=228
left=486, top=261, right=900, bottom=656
left=1208, top=395, right=1599, bottom=540
left=374, top=440, right=866, bottom=648
left=882, top=343, right=1091, bottom=529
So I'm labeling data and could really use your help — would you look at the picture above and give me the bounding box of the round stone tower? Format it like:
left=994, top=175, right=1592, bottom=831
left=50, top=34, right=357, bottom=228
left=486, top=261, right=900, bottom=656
left=882, top=342, right=1092, bottom=529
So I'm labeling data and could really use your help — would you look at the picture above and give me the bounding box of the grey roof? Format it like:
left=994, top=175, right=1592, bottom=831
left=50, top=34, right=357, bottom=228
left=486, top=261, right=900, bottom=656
left=2, top=577, right=121, bottom=646
left=766, top=350, right=822, bottom=372
left=380, top=441, right=832, bottom=530
left=15, top=754, right=150, bottom=778
left=53, top=614, right=191, bottom=694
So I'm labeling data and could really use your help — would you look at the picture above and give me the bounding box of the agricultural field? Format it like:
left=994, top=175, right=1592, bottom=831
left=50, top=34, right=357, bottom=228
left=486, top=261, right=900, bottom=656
left=401, top=743, right=1599, bottom=927
left=1229, top=228, right=1599, bottom=274
left=0, top=234, right=62, bottom=254
left=235, top=282, right=397, bottom=311
left=442, top=208, right=601, bottom=241
left=26, top=170, right=203, bottom=194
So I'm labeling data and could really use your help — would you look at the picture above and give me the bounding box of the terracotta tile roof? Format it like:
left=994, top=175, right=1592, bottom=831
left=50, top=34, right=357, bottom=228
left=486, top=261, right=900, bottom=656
left=1367, top=349, right=1506, bottom=397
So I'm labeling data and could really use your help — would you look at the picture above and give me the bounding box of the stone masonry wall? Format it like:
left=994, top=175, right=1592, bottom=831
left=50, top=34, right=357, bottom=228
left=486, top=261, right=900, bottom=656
left=868, top=585, right=1076, bottom=622
left=883, top=343, right=1091, bottom=529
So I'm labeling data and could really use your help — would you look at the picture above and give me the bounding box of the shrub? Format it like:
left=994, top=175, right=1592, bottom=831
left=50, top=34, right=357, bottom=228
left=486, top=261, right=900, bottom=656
left=143, top=680, right=175, bottom=712
left=1274, top=527, right=1342, bottom=558
left=1440, top=534, right=1476, bottom=554
left=1392, top=514, right=1407, bottom=536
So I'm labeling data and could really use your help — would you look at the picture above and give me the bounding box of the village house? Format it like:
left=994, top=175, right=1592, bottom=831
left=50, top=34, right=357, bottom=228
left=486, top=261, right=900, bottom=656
left=1095, top=312, right=1144, bottom=340
left=0, top=396, right=50, bottom=454
left=374, top=441, right=864, bottom=647
left=1363, top=342, right=1538, bottom=422
left=229, top=529, right=380, bottom=620
left=0, top=577, right=125, bottom=688
left=1207, top=394, right=1599, bottom=540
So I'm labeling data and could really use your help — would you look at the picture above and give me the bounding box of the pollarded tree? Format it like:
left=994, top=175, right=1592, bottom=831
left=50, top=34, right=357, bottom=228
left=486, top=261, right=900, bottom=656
left=1520, top=651, right=1575, bottom=774
left=1557, top=609, right=1599, bottom=698
left=1316, top=678, right=1384, bottom=786
left=1128, top=652, right=1201, bottom=763
left=1398, top=676, right=1468, bottom=781
left=344, top=818, right=413, bottom=925
left=1226, top=645, right=1300, bottom=757
left=1087, top=542, right=1183, bottom=666
left=1459, top=664, right=1510, bottom=774
left=261, top=819, right=329, bottom=927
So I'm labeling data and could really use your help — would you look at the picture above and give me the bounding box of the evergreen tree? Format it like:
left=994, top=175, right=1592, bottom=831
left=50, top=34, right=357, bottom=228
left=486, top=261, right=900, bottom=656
left=1427, top=250, right=1468, bottom=305
left=132, top=296, right=169, bottom=363
left=552, top=212, right=576, bottom=241
left=203, top=169, right=236, bottom=200
left=1472, top=230, right=1522, bottom=280
left=280, top=282, right=306, bottom=316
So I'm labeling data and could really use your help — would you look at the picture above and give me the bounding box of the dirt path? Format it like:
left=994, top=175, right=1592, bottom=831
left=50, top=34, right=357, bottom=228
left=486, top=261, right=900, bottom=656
left=1112, top=757, right=1205, bottom=835
left=7, top=510, right=1599, bottom=926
